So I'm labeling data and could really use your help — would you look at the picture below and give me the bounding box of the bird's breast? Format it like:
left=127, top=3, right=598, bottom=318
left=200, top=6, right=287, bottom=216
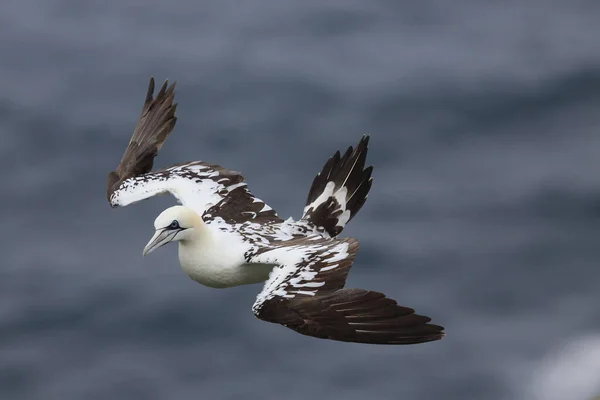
left=177, top=241, right=273, bottom=288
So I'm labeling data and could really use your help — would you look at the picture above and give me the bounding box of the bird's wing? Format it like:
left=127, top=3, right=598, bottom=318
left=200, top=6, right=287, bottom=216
left=249, top=237, right=444, bottom=345
left=109, top=160, right=282, bottom=224
left=301, top=135, right=373, bottom=237
left=106, top=78, right=281, bottom=224
left=107, top=77, right=177, bottom=201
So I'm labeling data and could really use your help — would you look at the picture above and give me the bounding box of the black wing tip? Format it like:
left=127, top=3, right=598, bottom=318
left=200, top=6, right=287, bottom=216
left=146, top=76, right=177, bottom=100
left=338, top=134, right=370, bottom=160
left=146, top=77, right=155, bottom=103
left=147, top=75, right=174, bottom=87
left=303, top=134, right=374, bottom=236
left=158, top=78, right=177, bottom=97
left=358, top=133, right=370, bottom=148
left=108, top=76, right=179, bottom=202
left=349, top=319, right=446, bottom=346
left=285, top=288, right=445, bottom=346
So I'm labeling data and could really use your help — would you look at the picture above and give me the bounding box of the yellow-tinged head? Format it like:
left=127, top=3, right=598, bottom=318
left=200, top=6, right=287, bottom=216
left=143, top=206, right=204, bottom=256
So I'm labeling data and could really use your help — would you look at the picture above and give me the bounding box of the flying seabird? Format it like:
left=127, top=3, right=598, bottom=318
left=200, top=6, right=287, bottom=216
left=106, top=78, right=445, bottom=345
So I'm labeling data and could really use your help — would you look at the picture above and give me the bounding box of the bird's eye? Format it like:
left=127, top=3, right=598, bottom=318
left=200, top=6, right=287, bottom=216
left=169, top=220, right=180, bottom=229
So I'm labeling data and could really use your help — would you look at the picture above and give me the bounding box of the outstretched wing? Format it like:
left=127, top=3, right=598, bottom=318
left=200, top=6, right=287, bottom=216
left=106, top=78, right=281, bottom=224
left=109, top=160, right=282, bottom=224
left=107, top=77, right=177, bottom=202
left=250, top=237, right=444, bottom=345
left=301, top=135, right=373, bottom=237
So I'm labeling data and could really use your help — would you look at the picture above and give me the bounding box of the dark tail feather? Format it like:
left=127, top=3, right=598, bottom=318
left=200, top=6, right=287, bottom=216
left=301, top=135, right=373, bottom=237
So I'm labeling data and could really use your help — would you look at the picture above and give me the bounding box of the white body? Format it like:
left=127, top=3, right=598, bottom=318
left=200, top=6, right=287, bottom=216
left=179, top=242, right=274, bottom=289
left=178, top=231, right=274, bottom=288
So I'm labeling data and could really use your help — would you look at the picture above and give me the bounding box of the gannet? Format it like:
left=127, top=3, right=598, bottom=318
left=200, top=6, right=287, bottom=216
left=106, top=78, right=445, bottom=345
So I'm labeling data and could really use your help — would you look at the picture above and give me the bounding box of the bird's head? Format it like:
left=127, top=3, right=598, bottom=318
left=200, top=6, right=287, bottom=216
left=143, top=205, right=202, bottom=256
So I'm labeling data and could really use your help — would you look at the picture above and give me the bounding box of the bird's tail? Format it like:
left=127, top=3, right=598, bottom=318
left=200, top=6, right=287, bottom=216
left=300, top=135, right=373, bottom=237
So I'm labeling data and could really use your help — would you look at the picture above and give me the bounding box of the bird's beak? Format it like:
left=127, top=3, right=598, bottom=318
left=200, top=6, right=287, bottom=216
left=143, top=229, right=177, bottom=256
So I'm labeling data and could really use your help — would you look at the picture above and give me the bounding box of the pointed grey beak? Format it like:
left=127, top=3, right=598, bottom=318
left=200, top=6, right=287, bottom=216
left=143, top=229, right=177, bottom=256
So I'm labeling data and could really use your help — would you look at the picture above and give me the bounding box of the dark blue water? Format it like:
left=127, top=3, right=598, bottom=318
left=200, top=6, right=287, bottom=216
left=2, top=1, right=600, bottom=399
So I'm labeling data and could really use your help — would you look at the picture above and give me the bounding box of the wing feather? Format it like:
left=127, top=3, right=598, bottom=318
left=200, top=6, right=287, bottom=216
left=107, top=77, right=177, bottom=201
left=250, top=237, right=444, bottom=345
left=109, top=161, right=281, bottom=223
left=107, top=78, right=280, bottom=223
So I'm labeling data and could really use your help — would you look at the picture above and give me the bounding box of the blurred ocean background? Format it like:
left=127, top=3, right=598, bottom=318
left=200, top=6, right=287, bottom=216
left=1, top=1, right=600, bottom=399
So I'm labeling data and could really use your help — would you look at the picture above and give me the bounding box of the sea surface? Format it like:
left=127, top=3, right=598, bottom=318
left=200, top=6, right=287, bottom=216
left=1, top=1, right=600, bottom=399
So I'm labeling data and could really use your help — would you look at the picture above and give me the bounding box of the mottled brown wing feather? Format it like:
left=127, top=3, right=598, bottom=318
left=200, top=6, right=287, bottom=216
left=203, top=185, right=282, bottom=224
left=252, top=237, right=444, bottom=345
left=265, top=289, right=444, bottom=345
left=107, top=77, right=178, bottom=202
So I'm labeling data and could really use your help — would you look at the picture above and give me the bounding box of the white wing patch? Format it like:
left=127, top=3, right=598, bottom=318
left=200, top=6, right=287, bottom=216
left=109, top=161, right=277, bottom=223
